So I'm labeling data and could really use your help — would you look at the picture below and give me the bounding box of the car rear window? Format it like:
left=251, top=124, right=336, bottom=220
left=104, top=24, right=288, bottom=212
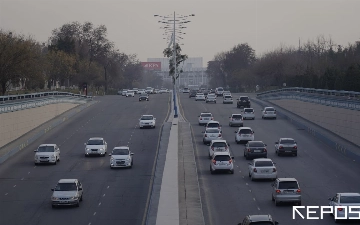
left=207, top=123, right=220, bottom=127
left=214, top=155, right=230, bottom=161
left=239, top=129, right=252, bottom=134
left=255, top=161, right=273, bottom=167
left=232, top=115, right=242, bottom=119
left=218, top=88, right=223, bottom=91
left=224, top=96, right=232, bottom=98
left=201, top=113, right=212, bottom=117
left=249, top=142, right=265, bottom=147
left=141, top=116, right=153, bottom=120
left=244, top=109, right=253, bottom=112
left=240, top=97, right=249, bottom=100
left=87, top=140, right=104, bottom=145
left=38, top=146, right=55, bottom=152
left=206, top=129, right=219, bottom=133
left=278, top=181, right=299, bottom=189
left=280, top=139, right=295, bottom=144
left=340, top=196, right=360, bottom=203
left=266, top=108, right=275, bottom=111
left=212, top=142, right=227, bottom=147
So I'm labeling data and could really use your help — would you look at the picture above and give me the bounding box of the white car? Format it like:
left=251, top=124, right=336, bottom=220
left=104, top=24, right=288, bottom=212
left=126, top=90, right=135, bottom=97
left=206, top=94, right=216, bottom=103
left=195, top=93, right=206, bottom=101
left=205, top=120, right=222, bottom=131
left=198, top=112, right=213, bottom=125
left=202, top=128, right=222, bottom=144
left=109, top=147, right=134, bottom=169
left=262, top=107, right=277, bottom=119
left=208, top=139, right=230, bottom=159
left=183, top=88, right=190, bottom=93
left=223, top=95, right=233, bottom=104
left=139, top=115, right=156, bottom=128
left=34, top=144, right=60, bottom=165
left=242, top=108, right=255, bottom=120
left=138, top=89, right=146, bottom=95
left=235, top=127, right=254, bottom=144
left=122, top=89, right=128, bottom=96
left=210, top=152, right=234, bottom=174
left=84, top=137, right=107, bottom=157
left=328, top=193, right=360, bottom=222
left=248, top=158, right=277, bottom=181
left=146, top=87, right=154, bottom=94
left=51, top=179, right=83, bottom=208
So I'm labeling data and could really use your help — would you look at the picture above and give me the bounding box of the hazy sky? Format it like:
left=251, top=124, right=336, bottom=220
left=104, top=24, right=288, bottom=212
left=1, top=0, right=360, bottom=66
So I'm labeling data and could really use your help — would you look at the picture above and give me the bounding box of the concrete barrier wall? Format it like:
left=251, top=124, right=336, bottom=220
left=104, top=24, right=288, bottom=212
left=269, top=99, right=360, bottom=147
left=0, top=103, right=78, bottom=148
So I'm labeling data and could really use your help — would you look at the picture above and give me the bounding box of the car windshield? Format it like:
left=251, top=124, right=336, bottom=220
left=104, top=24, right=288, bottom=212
left=37, top=146, right=55, bottom=152
left=112, top=149, right=129, bottom=155
left=280, top=139, right=295, bottom=144
left=55, top=183, right=77, bottom=191
left=212, top=142, right=227, bottom=148
left=207, top=123, right=219, bottom=127
left=208, top=96, right=215, bottom=98
left=240, top=129, right=252, bottom=134
left=87, top=140, right=104, bottom=145
left=278, top=181, right=299, bottom=189
left=128, top=91, right=134, bottom=93
left=214, top=155, right=230, bottom=161
left=206, top=129, right=219, bottom=133
left=141, top=116, right=153, bottom=120
left=201, top=113, right=212, bottom=117
left=140, top=94, right=147, bottom=97
left=266, top=108, right=275, bottom=111
left=240, top=97, right=249, bottom=100
left=340, top=196, right=360, bottom=203
left=224, top=96, right=231, bottom=98
left=232, top=115, right=242, bottom=118
left=218, top=88, right=223, bottom=91
left=249, top=142, right=265, bottom=147
left=255, top=161, right=273, bottom=167
left=244, top=109, right=253, bottom=112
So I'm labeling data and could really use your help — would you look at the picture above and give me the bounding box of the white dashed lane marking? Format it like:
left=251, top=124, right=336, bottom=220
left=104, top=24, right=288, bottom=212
left=21, top=178, right=24, bottom=180
left=5, top=193, right=8, bottom=195
left=258, top=207, right=261, bottom=211
left=103, top=194, right=106, bottom=197
left=13, top=185, right=16, bottom=188
left=93, top=212, right=96, bottom=216
left=253, top=198, right=256, bottom=201
left=98, top=202, right=101, bottom=206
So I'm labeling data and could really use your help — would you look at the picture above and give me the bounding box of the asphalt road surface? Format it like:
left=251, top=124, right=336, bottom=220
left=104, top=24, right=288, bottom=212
left=0, top=94, right=169, bottom=225
left=179, top=93, right=360, bottom=225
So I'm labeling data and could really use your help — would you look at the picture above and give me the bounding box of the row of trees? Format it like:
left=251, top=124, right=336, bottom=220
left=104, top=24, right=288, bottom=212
left=207, top=36, right=360, bottom=92
left=0, top=22, right=145, bottom=95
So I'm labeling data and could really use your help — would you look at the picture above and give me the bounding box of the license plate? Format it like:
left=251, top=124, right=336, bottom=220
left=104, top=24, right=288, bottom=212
left=145, top=123, right=149, bottom=124
left=40, top=160, right=49, bottom=162
left=284, top=190, right=294, bottom=193
left=242, top=135, right=249, bottom=137
left=261, top=170, right=269, bottom=173
left=285, top=151, right=291, bottom=152
left=216, top=148, right=222, bottom=151
left=219, top=162, right=226, bottom=165
left=254, top=150, right=261, bottom=152
left=204, top=118, right=209, bottom=120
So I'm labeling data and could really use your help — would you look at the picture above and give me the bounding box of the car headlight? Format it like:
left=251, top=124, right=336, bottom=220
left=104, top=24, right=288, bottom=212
left=125, top=158, right=131, bottom=161
left=86, top=148, right=90, bottom=151
left=50, top=155, right=55, bottom=159
left=52, top=197, right=59, bottom=200
left=110, top=157, right=114, bottom=161
left=70, top=196, right=79, bottom=200
left=99, top=148, right=104, bottom=151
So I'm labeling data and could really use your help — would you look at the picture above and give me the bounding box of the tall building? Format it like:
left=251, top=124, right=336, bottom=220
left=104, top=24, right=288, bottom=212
left=144, top=57, right=208, bottom=87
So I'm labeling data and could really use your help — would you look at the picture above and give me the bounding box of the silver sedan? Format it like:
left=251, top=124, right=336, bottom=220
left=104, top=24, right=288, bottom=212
left=202, top=128, right=223, bottom=144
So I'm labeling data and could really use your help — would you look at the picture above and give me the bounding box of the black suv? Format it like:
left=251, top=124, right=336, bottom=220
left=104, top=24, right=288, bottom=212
left=239, top=215, right=279, bottom=225
left=189, top=90, right=197, bottom=98
left=237, top=96, right=251, bottom=108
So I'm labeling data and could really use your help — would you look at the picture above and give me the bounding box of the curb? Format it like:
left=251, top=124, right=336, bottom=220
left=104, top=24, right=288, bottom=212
left=252, top=98, right=360, bottom=162
left=0, top=101, right=97, bottom=164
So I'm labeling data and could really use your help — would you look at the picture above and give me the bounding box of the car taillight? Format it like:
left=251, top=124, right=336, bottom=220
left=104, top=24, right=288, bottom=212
left=296, top=189, right=301, bottom=193
left=218, top=127, right=221, bottom=129
left=274, top=111, right=276, bottom=114
left=218, top=134, right=222, bottom=137
left=253, top=168, right=257, bottom=172
left=200, top=117, right=202, bottom=120
left=279, top=146, right=283, bottom=149
left=247, top=149, right=250, bottom=152
left=294, top=146, right=297, bottom=149
left=212, top=159, right=216, bottom=165
left=232, top=118, right=234, bottom=121
left=338, top=207, right=343, bottom=211
left=264, top=148, right=267, bottom=152
left=273, top=168, right=276, bottom=172
left=276, top=190, right=281, bottom=193
left=211, top=117, right=214, bottom=120
left=211, top=147, right=214, bottom=150
left=205, top=134, right=207, bottom=137
left=225, top=146, right=228, bottom=150
left=229, top=159, right=232, bottom=163
left=252, top=111, right=254, bottom=114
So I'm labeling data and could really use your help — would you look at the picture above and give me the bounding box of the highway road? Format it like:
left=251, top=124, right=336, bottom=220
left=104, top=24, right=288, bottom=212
left=0, top=94, right=169, bottom=225
left=179, top=93, right=360, bottom=225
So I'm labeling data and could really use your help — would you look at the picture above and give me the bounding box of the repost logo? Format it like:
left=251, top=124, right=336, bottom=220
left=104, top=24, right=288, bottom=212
left=293, top=206, right=360, bottom=220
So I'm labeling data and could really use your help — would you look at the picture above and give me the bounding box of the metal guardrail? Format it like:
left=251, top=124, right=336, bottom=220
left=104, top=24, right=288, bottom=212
left=257, top=88, right=360, bottom=111
left=0, top=96, right=91, bottom=114
left=0, top=91, right=92, bottom=103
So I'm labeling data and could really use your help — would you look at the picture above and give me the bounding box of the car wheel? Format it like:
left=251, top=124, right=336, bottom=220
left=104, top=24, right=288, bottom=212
left=272, top=194, right=275, bottom=201
left=210, top=166, right=214, bottom=174
left=229, top=123, right=232, bottom=127
left=34, top=163, right=38, bottom=166
left=248, top=172, right=251, bottom=177
left=76, top=201, right=80, bottom=207
left=251, top=175, right=255, bottom=181
left=57, top=156, right=60, bottom=162
left=245, top=155, right=250, bottom=160
left=80, top=195, right=83, bottom=201
left=52, top=205, right=56, bottom=208
left=297, top=201, right=301, bottom=206
left=110, top=166, right=113, bottom=169
left=214, top=101, right=216, bottom=104
left=253, top=118, right=255, bottom=120
left=230, top=170, right=234, bottom=174
left=275, top=199, right=279, bottom=206
left=294, top=153, right=297, bottom=157
left=208, top=154, right=212, bottom=159
left=262, top=116, right=264, bottom=119
left=53, top=160, right=57, bottom=165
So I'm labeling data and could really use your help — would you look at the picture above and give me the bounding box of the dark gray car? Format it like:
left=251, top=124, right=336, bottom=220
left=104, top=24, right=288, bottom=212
left=244, top=141, right=267, bottom=160
left=275, top=138, right=297, bottom=156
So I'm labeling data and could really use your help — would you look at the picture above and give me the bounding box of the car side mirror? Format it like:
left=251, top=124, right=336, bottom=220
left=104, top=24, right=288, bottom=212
left=228, top=144, right=230, bottom=146
left=108, top=154, right=112, bottom=156
left=231, top=156, right=234, bottom=159
left=265, top=144, right=267, bottom=146
left=131, top=153, right=134, bottom=155
left=275, top=142, right=278, bottom=144
left=328, top=197, right=332, bottom=201
left=34, top=150, right=38, bottom=152
left=275, top=222, right=279, bottom=225
left=295, top=142, right=297, bottom=144
left=234, top=131, right=237, bottom=133
left=78, top=188, right=82, bottom=191
left=51, top=188, right=54, bottom=191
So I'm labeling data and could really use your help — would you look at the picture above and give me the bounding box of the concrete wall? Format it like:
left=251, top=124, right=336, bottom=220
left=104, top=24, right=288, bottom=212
left=270, top=99, right=360, bottom=147
left=0, top=103, right=78, bottom=148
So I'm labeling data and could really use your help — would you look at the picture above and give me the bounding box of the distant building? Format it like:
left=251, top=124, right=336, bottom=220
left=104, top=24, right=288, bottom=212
left=146, top=57, right=208, bottom=87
